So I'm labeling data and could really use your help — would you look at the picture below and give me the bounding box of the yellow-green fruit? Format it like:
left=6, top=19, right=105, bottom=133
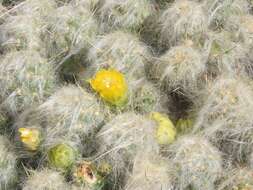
left=48, top=144, right=76, bottom=171
left=150, top=112, right=176, bottom=145
left=176, top=118, right=194, bottom=134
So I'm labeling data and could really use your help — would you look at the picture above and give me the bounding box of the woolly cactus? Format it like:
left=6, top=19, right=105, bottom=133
left=129, top=80, right=169, bottom=114
left=207, top=0, right=250, bottom=29
left=160, top=0, right=208, bottom=46
left=0, top=50, right=56, bottom=116
left=95, top=113, right=159, bottom=188
left=46, top=2, right=98, bottom=60
left=206, top=31, right=251, bottom=76
left=0, top=135, right=17, bottom=189
left=225, top=14, right=253, bottom=47
left=0, top=0, right=57, bottom=52
left=83, top=31, right=149, bottom=81
left=220, top=168, right=253, bottom=190
left=168, top=135, right=222, bottom=190
left=98, top=0, right=153, bottom=31
left=150, top=42, right=206, bottom=96
left=23, top=169, right=70, bottom=190
left=124, top=152, right=175, bottom=190
left=194, top=75, right=253, bottom=161
left=15, top=85, right=104, bottom=157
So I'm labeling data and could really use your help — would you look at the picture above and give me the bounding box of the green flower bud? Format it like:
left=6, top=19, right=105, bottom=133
left=48, top=144, right=76, bottom=171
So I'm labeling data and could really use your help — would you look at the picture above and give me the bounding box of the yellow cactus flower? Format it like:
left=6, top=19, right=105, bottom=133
left=150, top=112, right=176, bottom=145
left=18, top=128, right=41, bottom=151
left=89, top=69, right=128, bottom=106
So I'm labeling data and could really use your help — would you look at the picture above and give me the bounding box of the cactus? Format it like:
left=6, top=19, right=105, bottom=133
left=23, top=169, right=70, bottom=190
left=168, top=135, right=222, bottom=190
left=15, top=85, right=104, bottom=158
left=45, top=2, right=98, bottom=60
left=224, top=14, right=253, bottom=48
left=83, top=31, right=149, bottom=82
left=0, top=135, right=17, bottom=189
left=219, top=168, right=253, bottom=190
left=193, top=75, right=253, bottom=161
left=160, top=0, right=208, bottom=46
left=207, top=0, right=250, bottom=29
left=150, top=42, right=206, bottom=96
left=124, top=152, right=175, bottom=190
left=0, top=50, right=56, bottom=116
left=0, top=0, right=57, bottom=52
left=98, top=0, right=153, bottom=31
left=206, top=31, right=251, bottom=76
left=129, top=80, right=169, bottom=114
left=95, top=113, right=159, bottom=189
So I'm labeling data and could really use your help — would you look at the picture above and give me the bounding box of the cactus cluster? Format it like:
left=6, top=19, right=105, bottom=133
left=1, top=0, right=253, bottom=189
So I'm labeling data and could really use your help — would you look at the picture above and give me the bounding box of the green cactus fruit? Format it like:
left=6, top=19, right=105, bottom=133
left=48, top=143, right=77, bottom=171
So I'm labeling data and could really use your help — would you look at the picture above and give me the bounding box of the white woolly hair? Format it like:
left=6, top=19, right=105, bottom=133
left=160, top=0, right=208, bottom=46
left=167, top=135, right=223, bottom=190
left=218, top=167, right=253, bottom=190
left=0, top=135, right=17, bottom=189
left=84, top=31, right=150, bottom=81
left=151, top=42, right=206, bottom=96
left=225, top=14, right=253, bottom=46
left=205, top=31, right=252, bottom=76
left=45, top=2, right=98, bottom=60
left=98, top=0, right=153, bottom=30
left=193, top=75, right=253, bottom=161
left=23, top=168, right=70, bottom=190
left=95, top=113, right=159, bottom=188
left=15, top=85, right=104, bottom=157
left=126, top=79, right=169, bottom=114
left=71, top=0, right=100, bottom=11
left=207, top=0, right=250, bottom=29
left=0, top=0, right=57, bottom=52
left=0, top=50, right=56, bottom=116
left=124, top=152, right=175, bottom=190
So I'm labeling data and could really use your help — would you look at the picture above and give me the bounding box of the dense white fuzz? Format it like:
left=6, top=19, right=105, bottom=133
left=194, top=76, right=253, bottom=161
left=46, top=2, right=98, bottom=60
left=124, top=152, right=175, bottom=190
left=219, top=168, right=253, bottom=190
left=225, top=14, right=253, bottom=46
left=206, top=31, right=252, bottom=76
left=15, top=85, right=104, bottom=156
left=98, top=0, right=153, bottom=30
left=95, top=113, right=159, bottom=188
left=84, top=31, right=150, bottom=81
left=151, top=42, right=206, bottom=95
left=23, top=169, right=69, bottom=190
left=0, top=0, right=57, bottom=52
left=160, top=0, right=208, bottom=46
left=0, top=135, right=17, bottom=189
left=0, top=50, right=56, bottom=116
left=207, top=0, right=250, bottom=29
left=168, top=135, right=222, bottom=190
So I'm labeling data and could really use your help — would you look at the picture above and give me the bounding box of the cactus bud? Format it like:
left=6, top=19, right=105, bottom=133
left=48, top=144, right=76, bottom=171
left=18, top=128, right=41, bottom=151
